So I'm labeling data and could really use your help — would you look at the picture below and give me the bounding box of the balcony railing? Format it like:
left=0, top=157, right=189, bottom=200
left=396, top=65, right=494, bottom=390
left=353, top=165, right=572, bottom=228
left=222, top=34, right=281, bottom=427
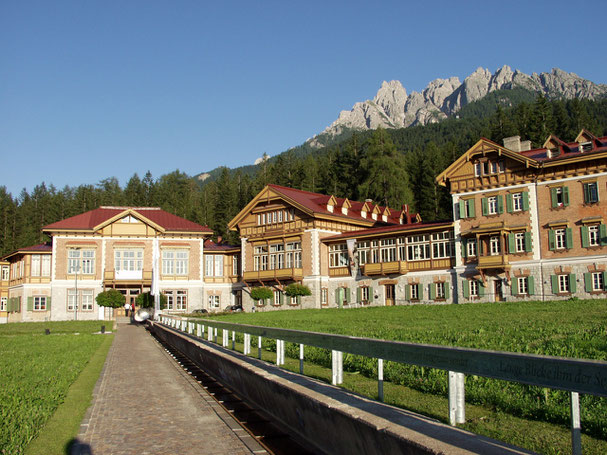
left=363, top=261, right=408, bottom=276
left=243, top=268, right=303, bottom=282
left=104, top=270, right=153, bottom=283
left=477, top=254, right=509, bottom=268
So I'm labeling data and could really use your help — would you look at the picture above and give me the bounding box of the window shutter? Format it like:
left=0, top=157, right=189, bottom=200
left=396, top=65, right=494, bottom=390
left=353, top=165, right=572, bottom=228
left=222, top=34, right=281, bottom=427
left=405, top=285, right=411, bottom=300
left=462, top=280, right=469, bottom=298
left=603, top=272, right=607, bottom=291
left=7, top=298, right=13, bottom=312
left=478, top=239, right=483, bottom=255
left=550, top=188, right=558, bottom=208
left=548, top=230, right=556, bottom=251
left=508, top=233, right=515, bottom=254
left=497, top=195, right=504, bottom=214
left=528, top=276, right=535, bottom=295
left=524, top=232, right=532, bottom=252
left=27, top=297, right=33, bottom=311
left=583, top=183, right=590, bottom=204
left=600, top=224, right=607, bottom=246
left=581, top=226, right=589, bottom=248
left=522, top=192, right=529, bottom=211
left=511, top=279, right=517, bottom=296
left=357, top=287, right=362, bottom=303
left=565, top=228, right=573, bottom=249
left=429, top=284, right=436, bottom=300
left=458, top=201, right=466, bottom=219
left=296, top=295, right=301, bottom=305
left=551, top=275, right=558, bottom=294
left=468, top=199, right=475, bottom=217
left=344, top=287, right=350, bottom=303
left=478, top=281, right=485, bottom=297
left=563, top=187, right=570, bottom=206
left=506, top=194, right=513, bottom=213
left=481, top=198, right=488, bottom=216
left=279, top=292, right=284, bottom=305
left=444, top=284, right=450, bottom=299
left=584, top=273, right=592, bottom=292
left=46, top=297, right=51, bottom=311
left=369, top=286, right=373, bottom=301
left=569, top=274, right=577, bottom=293
left=335, top=288, right=340, bottom=306
left=461, top=238, right=466, bottom=258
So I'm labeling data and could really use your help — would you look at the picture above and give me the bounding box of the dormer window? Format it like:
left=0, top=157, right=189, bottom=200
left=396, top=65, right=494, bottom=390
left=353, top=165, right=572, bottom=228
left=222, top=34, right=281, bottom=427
left=327, top=204, right=334, bottom=213
left=547, top=148, right=560, bottom=159
left=382, top=215, right=387, bottom=222
left=371, top=213, right=377, bottom=220
left=361, top=210, right=367, bottom=218
left=581, top=142, right=592, bottom=152
left=341, top=207, right=348, bottom=215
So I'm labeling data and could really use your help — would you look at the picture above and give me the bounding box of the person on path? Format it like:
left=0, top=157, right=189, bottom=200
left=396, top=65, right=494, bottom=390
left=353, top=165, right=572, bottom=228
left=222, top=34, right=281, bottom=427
left=131, top=302, right=136, bottom=321
left=124, top=302, right=130, bottom=317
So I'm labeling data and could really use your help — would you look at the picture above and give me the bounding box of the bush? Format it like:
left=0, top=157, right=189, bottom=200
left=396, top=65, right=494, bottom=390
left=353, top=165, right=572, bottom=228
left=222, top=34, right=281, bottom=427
left=284, top=283, right=311, bottom=297
left=95, top=289, right=125, bottom=308
left=250, top=287, right=273, bottom=302
left=135, top=292, right=167, bottom=309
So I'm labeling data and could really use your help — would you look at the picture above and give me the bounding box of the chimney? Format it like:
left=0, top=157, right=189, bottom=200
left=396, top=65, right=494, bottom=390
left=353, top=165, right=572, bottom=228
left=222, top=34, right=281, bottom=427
left=519, top=140, right=531, bottom=151
left=216, top=236, right=222, bottom=244
left=403, top=204, right=411, bottom=224
left=503, top=136, right=521, bottom=152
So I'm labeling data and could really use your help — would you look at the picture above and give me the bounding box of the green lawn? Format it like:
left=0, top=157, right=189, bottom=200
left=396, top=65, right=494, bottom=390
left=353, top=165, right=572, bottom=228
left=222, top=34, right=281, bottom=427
left=200, top=299, right=607, bottom=453
left=0, top=321, right=111, bottom=455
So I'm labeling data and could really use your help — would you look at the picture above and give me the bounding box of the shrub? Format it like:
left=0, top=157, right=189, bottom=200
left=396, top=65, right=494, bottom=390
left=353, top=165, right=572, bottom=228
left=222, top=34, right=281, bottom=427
left=95, top=289, right=125, bottom=308
left=284, top=283, right=311, bottom=297
left=135, top=292, right=167, bottom=309
left=250, top=287, right=273, bottom=302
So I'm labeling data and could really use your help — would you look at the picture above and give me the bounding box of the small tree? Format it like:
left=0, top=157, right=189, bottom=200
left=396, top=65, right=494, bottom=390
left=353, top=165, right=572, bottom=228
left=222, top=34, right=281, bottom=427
left=136, top=292, right=167, bottom=310
left=283, top=283, right=311, bottom=297
left=96, top=289, right=125, bottom=308
left=250, top=287, right=273, bottom=304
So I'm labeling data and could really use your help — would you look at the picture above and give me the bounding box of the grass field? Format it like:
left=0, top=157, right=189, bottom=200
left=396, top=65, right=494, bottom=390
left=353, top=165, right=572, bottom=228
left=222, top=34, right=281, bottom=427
left=0, top=321, right=110, bottom=455
left=202, top=299, right=607, bottom=451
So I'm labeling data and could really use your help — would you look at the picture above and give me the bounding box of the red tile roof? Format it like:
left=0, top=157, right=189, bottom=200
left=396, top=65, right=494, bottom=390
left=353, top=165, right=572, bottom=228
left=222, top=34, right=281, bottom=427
left=267, top=184, right=418, bottom=225
left=2, top=243, right=52, bottom=260
left=204, top=239, right=239, bottom=252
left=323, top=221, right=453, bottom=242
left=43, top=207, right=212, bottom=233
left=518, top=136, right=607, bottom=162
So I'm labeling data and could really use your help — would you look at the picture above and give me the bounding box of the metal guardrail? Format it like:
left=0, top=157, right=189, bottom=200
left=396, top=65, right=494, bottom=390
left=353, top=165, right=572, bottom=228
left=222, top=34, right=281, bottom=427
left=158, top=315, right=607, bottom=455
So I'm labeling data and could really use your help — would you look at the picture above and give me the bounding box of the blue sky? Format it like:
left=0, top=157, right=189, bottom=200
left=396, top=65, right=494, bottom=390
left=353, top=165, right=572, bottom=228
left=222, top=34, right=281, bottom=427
left=2, top=0, right=606, bottom=196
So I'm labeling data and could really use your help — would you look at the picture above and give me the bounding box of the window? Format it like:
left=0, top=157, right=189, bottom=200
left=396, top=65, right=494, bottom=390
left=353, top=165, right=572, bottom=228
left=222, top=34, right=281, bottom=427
left=114, top=249, right=142, bottom=272
left=559, top=275, right=569, bottom=293
left=329, top=244, right=349, bottom=268
left=0, top=297, right=6, bottom=311
left=489, top=236, right=501, bottom=255
left=517, top=277, right=529, bottom=295
left=406, top=283, right=419, bottom=300
left=232, top=256, right=239, bottom=276
left=273, top=290, right=283, bottom=306
left=1, top=266, right=8, bottom=281
left=286, top=242, right=302, bottom=268
left=163, top=249, right=189, bottom=276
left=462, top=279, right=484, bottom=299
left=81, top=290, right=94, bottom=311
left=208, top=295, right=220, bottom=309
left=488, top=196, right=498, bottom=215
left=550, top=186, right=569, bottom=208
left=69, top=249, right=96, bottom=274
left=458, top=198, right=475, bottom=219
left=164, top=290, right=187, bottom=310
left=431, top=282, right=448, bottom=300
left=583, top=182, right=599, bottom=204
left=357, top=241, right=369, bottom=265
left=67, top=290, right=78, bottom=311
left=205, top=255, right=223, bottom=276
left=550, top=228, right=569, bottom=250
left=581, top=224, right=606, bottom=248
left=469, top=280, right=479, bottom=297
left=321, top=288, right=328, bottom=306
left=214, top=256, right=223, bottom=276
left=431, top=231, right=454, bottom=259
left=475, top=162, right=482, bottom=176
left=465, top=239, right=477, bottom=258
left=380, top=238, right=397, bottom=263
left=588, top=225, right=600, bottom=246
left=269, top=243, right=284, bottom=270
left=33, top=296, right=46, bottom=311
left=31, top=255, right=40, bottom=277
left=358, top=286, right=370, bottom=303
left=592, top=272, right=604, bottom=291
left=41, top=256, right=50, bottom=276
left=515, top=233, right=525, bottom=253
left=254, top=246, right=268, bottom=271
left=407, top=235, right=430, bottom=261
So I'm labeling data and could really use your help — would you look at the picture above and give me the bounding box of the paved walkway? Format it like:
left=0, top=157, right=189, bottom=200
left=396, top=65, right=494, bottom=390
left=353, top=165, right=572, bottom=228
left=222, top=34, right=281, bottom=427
left=73, top=321, right=266, bottom=455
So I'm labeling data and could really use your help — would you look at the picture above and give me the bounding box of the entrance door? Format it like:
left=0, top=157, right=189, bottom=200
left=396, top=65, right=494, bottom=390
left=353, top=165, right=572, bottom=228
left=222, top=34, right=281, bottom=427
left=385, top=284, right=395, bottom=306
left=494, top=280, right=504, bottom=302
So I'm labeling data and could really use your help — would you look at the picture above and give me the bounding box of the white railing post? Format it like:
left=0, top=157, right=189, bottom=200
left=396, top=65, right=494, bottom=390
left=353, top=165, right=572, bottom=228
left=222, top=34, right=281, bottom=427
left=214, top=327, right=217, bottom=343
left=299, top=343, right=304, bottom=374
left=232, top=331, right=236, bottom=350
left=196, top=324, right=201, bottom=337
left=378, top=358, right=384, bottom=402
left=571, top=391, right=582, bottom=455
left=337, top=351, right=343, bottom=384
left=276, top=339, right=285, bottom=366
left=208, top=326, right=212, bottom=342
left=332, top=350, right=343, bottom=385
left=258, top=336, right=262, bottom=359
left=332, top=350, right=337, bottom=385
left=244, top=333, right=250, bottom=355
left=449, top=371, right=466, bottom=425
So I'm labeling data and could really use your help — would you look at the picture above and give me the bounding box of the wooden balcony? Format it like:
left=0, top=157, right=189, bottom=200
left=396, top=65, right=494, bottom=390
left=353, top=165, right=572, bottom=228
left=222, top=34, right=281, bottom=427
left=478, top=254, right=509, bottom=269
left=103, top=270, right=153, bottom=285
left=329, top=267, right=350, bottom=277
left=363, top=261, right=408, bottom=276
left=243, top=268, right=303, bottom=283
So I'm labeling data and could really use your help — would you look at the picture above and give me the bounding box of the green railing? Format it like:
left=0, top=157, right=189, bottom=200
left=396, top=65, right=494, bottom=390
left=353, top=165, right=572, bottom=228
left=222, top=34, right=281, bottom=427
left=158, top=314, right=607, bottom=455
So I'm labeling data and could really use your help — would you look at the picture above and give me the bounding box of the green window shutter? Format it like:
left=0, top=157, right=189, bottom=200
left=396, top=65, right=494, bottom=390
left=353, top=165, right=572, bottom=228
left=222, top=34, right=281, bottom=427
left=508, top=233, right=515, bottom=254
left=405, top=285, right=411, bottom=300
left=506, top=194, right=513, bottom=213
left=548, top=229, right=556, bottom=251
left=344, top=287, right=350, bottom=303
left=584, top=273, right=592, bottom=292
left=583, top=183, right=590, bottom=204
left=356, top=287, right=362, bottom=303
left=581, top=226, right=589, bottom=248
left=462, top=280, right=469, bottom=298
left=565, top=228, right=573, bottom=249
left=296, top=295, right=301, bottom=305
left=458, top=201, right=466, bottom=219
left=603, top=272, right=607, bottom=291
left=563, top=187, right=570, bottom=206
left=461, top=238, right=467, bottom=258
left=522, top=192, right=529, bottom=211
left=444, top=284, right=450, bottom=299
left=528, top=276, right=535, bottom=295
left=27, top=297, right=33, bottom=311
left=569, top=274, right=577, bottom=293
left=369, top=286, right=373, bottom=301
left=7, top=298, right=12, bottom=312
left=551, top=275, right=558, bottom=294
left=46, top=297, right=51, bottom=311
left=481, top=198, right=488, bottom=216
left=429, top=284, right=436, bottom=300
left=550, top=188, right=558, bottom=208
left=511, top=279, right=518, bottom=296
left=279, top=292, right=284, bottom=305
left=524, top=232, right=532, bottom=252
left=468, top=199, right=475, bottom=217
left=497, top=195, right=504, bottom=214
left=600, top=224, right=607, bottom=246
left=335, top=289, right=341, bottom=306
left=478, top=281, right=485, bottom=297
